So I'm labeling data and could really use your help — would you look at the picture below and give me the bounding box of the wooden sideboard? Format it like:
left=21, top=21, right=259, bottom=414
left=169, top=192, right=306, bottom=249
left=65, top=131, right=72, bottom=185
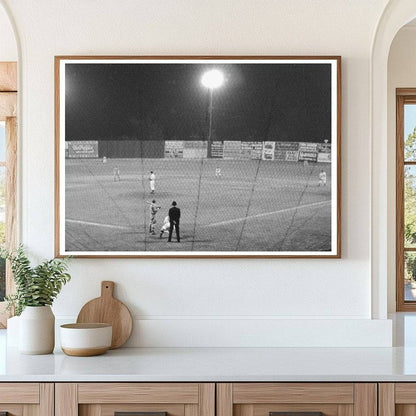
left=0, top=382, right=413, bottom=416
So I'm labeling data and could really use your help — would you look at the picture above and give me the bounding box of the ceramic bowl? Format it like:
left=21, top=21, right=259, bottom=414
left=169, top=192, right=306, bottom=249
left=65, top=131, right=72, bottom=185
left=60, top=323, right=112, bottom=356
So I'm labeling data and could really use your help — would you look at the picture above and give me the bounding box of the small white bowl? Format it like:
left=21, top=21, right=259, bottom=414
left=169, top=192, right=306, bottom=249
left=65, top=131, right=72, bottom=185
left=60, top=323, right=112, bottom=356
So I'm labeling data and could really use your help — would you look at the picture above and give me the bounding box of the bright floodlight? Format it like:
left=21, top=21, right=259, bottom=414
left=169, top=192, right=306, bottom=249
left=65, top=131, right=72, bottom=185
left=201, top=69, right=224, bottom=89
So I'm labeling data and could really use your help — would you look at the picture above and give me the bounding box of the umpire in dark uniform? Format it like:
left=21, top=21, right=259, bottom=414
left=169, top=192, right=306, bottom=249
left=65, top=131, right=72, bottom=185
left=168, top=201, right=181, bottom=242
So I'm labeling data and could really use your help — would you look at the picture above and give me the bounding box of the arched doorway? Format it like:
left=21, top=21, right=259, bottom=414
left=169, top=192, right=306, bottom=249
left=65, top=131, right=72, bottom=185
left=371, top=1, right=416, bottom=319
left=0, top=0, right=18, bottom=327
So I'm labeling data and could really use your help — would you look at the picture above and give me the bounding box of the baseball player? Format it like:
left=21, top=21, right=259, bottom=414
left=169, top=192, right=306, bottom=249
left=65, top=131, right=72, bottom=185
left=149, top=171, right=156, bottom=194
left=113, top=167, right=120, bottom=182
left=318, top=169, right=327, bottom=186
left=147, top=199, right=161, bottom=235
left=159, top=216, right=170, bottom=238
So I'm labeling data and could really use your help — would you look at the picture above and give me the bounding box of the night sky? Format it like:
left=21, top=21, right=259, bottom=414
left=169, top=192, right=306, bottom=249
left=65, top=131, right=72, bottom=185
left=65, top=62, right=332, bottom=142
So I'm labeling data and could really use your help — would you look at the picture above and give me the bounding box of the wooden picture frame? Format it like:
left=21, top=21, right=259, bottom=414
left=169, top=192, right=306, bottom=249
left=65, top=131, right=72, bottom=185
left=55, top=56, right=341, bottom=258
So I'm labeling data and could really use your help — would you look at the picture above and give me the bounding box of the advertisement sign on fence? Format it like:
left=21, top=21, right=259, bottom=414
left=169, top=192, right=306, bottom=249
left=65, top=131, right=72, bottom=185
left=211, top=141, right=224, bottom=158
left=223, top=141, right=241, bottom=159
left=183, top=141, right=207, bottom=148
left=240, top=142, right=252, bottom=160
left=165, top=141, right=184, bottom=158
left=183, top=141, right=207, bottom=159
left=299, top=151, right=318, bottom=162
left=317, top=152, right=331, bottom=163
left=299, top=142, right=318, bottom=152
left=183, top=148, right=207, bottom=159
left=250, top=142, right=263, bottom=159
left=240, top=142, right=261, bottom=160
left=275, top=141, right=299, bottom=151
left=285, top=150, right=299, bottom=162
left=262, top=141, right=275, bottom=160
left=298, top=142, right=318, bottom=162
left=67, top=141, right=99, bottom=158
left=274, top=150, right=286, bottom=161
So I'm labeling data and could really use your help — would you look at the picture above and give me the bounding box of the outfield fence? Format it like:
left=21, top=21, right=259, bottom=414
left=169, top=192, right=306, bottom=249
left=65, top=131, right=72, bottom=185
left=65, top=140, right=331, bottom=162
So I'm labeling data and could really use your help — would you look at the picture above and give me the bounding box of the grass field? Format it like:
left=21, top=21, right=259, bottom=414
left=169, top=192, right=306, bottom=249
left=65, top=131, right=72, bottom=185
left=65, top=158, right=332, bottom=253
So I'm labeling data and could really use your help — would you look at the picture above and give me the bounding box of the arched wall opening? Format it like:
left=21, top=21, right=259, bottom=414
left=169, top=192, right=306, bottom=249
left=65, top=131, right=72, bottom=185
left=387, top=19, right=416, bottom=313
left=371, top=1, right=416, bottom=319
left=0, top=0, right=19, bottom=327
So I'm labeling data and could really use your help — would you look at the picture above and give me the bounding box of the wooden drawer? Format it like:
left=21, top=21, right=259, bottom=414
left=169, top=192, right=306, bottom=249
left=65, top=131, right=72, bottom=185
left=0, top=383, right=53, bottom=416
left=379, top=383, right=416, bottom=416
left=217, top=383, right=377, bottom=416
left=56, top=383, right=215, bottom=416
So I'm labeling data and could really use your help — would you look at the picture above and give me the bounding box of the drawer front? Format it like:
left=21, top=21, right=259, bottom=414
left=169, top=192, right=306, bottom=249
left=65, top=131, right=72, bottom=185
left=78, top=383, right=200, bottom=404
left=233, top=384, right=354, bottom=404
left=0, top=383, right=53, bottom=416
left=218, top=383, right=376, bottom=416
left=56, top=383, right=215, bottom=416
left=379, top=383, right=416, bottom=416
left=80, top=403, right=185, bottom=416
left=0, top=383, right=39, bottom=404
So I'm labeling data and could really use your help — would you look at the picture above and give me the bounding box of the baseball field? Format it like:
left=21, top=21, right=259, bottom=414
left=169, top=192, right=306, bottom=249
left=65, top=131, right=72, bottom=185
left=64, top=158, right=332, bottom=253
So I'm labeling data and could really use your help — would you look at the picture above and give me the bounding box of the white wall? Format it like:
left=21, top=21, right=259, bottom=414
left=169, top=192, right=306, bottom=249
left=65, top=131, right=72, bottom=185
left=0, top=0, right=393, bottom=346
left=387, top=25, right=416, bottom=312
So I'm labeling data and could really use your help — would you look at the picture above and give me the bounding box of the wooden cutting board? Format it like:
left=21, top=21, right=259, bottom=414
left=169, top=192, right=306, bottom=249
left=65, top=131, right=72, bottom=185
left=76, top=281, right=133, bottom=349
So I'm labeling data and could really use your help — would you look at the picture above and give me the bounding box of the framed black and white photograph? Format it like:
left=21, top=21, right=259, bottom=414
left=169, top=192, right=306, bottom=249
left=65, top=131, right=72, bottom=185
left=55, top=56, right=341, bottom=258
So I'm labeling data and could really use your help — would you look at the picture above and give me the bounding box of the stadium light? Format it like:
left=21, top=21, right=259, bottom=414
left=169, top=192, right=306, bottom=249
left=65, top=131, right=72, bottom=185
left=201, top=69, right=224, bottom=158
left=201, top=69, right=224, bottom=89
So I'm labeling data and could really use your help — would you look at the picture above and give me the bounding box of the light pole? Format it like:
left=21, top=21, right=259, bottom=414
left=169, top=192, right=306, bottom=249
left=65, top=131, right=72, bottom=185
left=201, top=69, right=224, bottom=158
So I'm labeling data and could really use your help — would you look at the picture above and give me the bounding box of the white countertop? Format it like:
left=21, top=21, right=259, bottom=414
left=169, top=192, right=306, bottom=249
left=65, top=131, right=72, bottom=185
left=1, top=327, right=416, bottom=382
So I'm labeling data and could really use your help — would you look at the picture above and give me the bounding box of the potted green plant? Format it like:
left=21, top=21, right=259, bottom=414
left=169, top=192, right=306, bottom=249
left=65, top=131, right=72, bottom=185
left=1, top=245, right=71, bottom=354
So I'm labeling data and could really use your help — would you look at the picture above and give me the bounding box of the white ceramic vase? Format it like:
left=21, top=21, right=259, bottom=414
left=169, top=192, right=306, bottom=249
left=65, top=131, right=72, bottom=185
left=6, top=315, right=20, bottom=347
left=19, top=306, right=55, bottom=354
